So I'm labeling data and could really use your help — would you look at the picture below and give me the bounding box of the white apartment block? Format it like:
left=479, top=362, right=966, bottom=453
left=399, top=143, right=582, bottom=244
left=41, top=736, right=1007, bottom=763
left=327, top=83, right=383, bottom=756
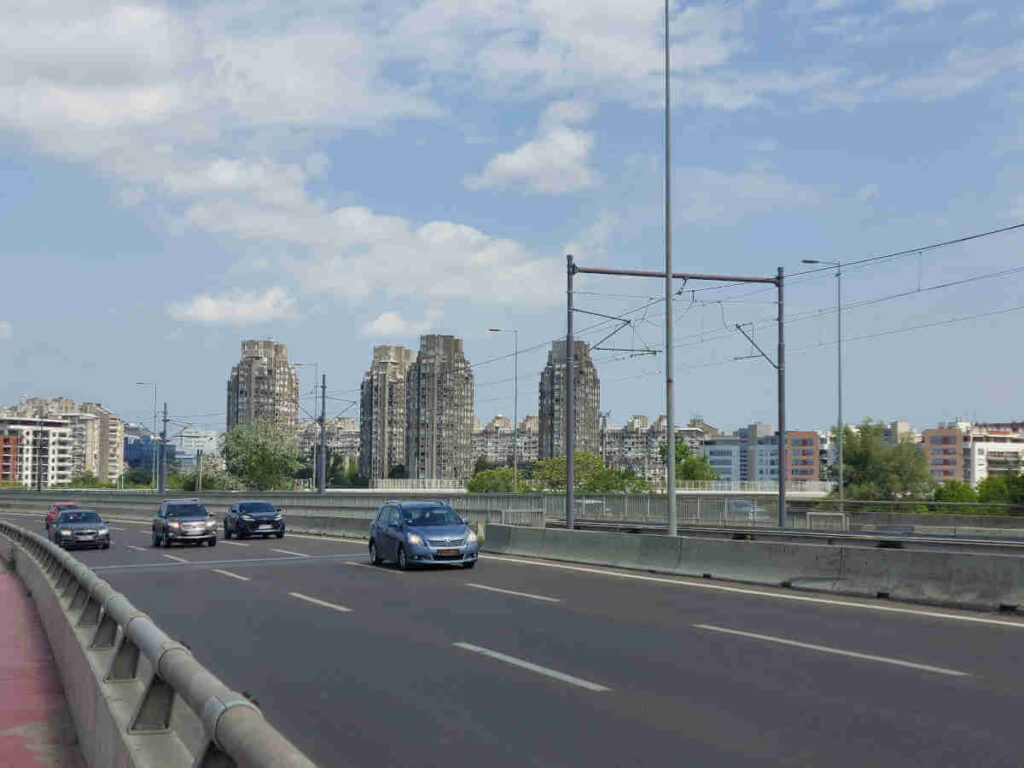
left=0, top=417, right=74, bottom=488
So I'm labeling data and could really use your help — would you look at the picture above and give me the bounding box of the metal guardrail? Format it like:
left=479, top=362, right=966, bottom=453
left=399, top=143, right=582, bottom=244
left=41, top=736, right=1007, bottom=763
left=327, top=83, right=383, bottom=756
left=0, top=520, right=318, bottom=768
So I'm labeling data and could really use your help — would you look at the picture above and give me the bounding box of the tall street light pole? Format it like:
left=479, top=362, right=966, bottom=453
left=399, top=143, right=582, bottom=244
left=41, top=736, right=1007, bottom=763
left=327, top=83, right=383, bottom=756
left=664, top=0, right=677, bottom=536
left=803, top=259, right=843, bottom=514
left=488, top=328, right=519, bottom=492
left=136, top=381, right=157, bottom=489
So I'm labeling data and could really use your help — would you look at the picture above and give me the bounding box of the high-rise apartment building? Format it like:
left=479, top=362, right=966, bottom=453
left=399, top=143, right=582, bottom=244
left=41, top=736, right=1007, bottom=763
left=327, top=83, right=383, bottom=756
left=406, top=335, right=474, bottom=480
left=473, top=415, right=515, bottom=467
left=359, top=345, right=415, bottom=480
left=226, top=340, right=299, bottom=431
left=0, top=431, right=20, bottom=484
left=600, top=415, right=713, bottom=487
left=538, top=341, right=600, bottom=460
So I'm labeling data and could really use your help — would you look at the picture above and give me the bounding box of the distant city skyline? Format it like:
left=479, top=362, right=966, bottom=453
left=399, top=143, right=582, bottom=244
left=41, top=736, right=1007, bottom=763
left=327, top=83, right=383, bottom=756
left=2, top=3, right=1023, bottom=436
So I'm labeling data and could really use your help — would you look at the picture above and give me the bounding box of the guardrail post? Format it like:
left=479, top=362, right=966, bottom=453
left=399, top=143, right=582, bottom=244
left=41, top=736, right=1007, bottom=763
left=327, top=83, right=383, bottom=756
left=77, top=596, right=101, bottom=628
left=56, top=567, right=71, bottom=590
left=130, top=674, right=176, bottom=732
left=90, top=610, right=119, bottom=649
left=106, top=635, right=141, bottom=681
left=70, top=584, right=88, bottom=611
left=61, top=575, right=79, bottom=600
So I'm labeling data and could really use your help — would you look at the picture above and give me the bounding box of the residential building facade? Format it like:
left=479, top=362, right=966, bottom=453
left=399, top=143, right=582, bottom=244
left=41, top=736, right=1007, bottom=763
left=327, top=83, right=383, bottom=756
left=226, top=340, right=299, bottom=431
left=80, top=403, right=126, bottom=482
left=0, top=416, right=74, bottom=488
left=922, top=421, right=1024, bottom=486
left=538, top=340, right=600, bottom=460
left=0, top=431, right=19, bottom=484
left=406, top=335, right=474, bottom=480
left=359, top=345, right=415, bottom=480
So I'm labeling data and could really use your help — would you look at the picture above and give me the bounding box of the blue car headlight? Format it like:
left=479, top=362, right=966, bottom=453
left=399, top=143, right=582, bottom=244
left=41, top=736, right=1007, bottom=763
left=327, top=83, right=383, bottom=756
left=407, top=533, right=425, bottom=547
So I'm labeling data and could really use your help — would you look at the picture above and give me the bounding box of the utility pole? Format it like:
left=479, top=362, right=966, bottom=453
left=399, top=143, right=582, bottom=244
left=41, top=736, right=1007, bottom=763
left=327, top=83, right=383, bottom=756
left=159, top=402, right=168, bottom=495
left=318, top=374, right=327, bottom=495
left=663, top=0, right=677, bottom=537
left=35, top=408, right=43, bottom=493
left=197, top=449, right=203, bottom=494
left=777, top=268, right=787, bottom=528
left=566, top=254, right=576, bottom=530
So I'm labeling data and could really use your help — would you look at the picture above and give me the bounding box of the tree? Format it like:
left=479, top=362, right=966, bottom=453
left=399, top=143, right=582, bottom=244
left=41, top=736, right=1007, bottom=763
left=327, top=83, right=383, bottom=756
left=836, top=420, right=934, bottom=500
left=467, top=468, right=516, bottom=493
left=122, top=466, right=152, bottom=487
left=69, top=472, right=112, bottom=489
left=388, top=464, right=406, bottom=479
left=934, top=481, right=977, bottom=503
left=977, top=473, right=1024, bottom=508
left=327, top=455, right=368, bottom=488
left=660, top=440, right=717, bottom=482
left=222, top=420, right=301, bottom=491
left=528, top=452, right=650, bottom=493
left=473, top=456, right=498, bottom=475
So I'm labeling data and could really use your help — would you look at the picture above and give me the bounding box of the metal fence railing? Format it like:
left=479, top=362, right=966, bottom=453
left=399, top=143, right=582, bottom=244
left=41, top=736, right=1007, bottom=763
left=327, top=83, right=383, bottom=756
left=0, top=521, right=318, bottom=768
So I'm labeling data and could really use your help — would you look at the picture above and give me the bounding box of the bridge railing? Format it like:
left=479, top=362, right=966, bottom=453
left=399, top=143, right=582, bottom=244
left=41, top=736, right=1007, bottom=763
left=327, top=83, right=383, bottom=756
left=0, top=520, right=319, bottom=768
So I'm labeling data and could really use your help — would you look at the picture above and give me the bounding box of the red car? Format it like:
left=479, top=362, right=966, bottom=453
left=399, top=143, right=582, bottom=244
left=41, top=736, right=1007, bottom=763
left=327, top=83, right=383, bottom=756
left=45, top=502, right=79, bottom=530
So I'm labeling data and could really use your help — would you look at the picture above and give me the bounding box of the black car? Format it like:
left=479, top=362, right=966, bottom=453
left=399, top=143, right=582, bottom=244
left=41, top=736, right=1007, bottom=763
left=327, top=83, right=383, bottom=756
left=51, top=509, right=110, bottom=550
left=152, top=500, right=217, bottom=548
left=224, top=501, right=285, bottom=539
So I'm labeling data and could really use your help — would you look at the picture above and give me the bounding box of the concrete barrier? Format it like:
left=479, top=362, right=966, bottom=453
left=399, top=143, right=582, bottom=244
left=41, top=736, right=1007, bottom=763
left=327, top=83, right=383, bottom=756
left=0, top=522, right=319, bottom=767
left=482, top=524, right=1024, bottom=612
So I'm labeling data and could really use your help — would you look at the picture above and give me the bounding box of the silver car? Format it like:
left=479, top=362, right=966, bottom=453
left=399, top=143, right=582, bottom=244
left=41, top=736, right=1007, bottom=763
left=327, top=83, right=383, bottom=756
left=369, top=501, right=479, bottom=570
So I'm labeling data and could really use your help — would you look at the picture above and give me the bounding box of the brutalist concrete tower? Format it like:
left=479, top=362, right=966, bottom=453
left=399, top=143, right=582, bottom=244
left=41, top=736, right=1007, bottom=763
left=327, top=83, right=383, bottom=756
left=538, top=340, right=600, bottom=459
left=406, top=335, right=474, bottom=480
left=359, top=345, right=415, bottom=480
left=226, top=340, right=299, bottom=431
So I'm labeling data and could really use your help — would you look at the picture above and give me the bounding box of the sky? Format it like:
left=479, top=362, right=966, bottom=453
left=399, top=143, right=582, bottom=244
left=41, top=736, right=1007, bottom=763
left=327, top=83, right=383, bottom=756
left=1, top=0, right=1023, bottom=437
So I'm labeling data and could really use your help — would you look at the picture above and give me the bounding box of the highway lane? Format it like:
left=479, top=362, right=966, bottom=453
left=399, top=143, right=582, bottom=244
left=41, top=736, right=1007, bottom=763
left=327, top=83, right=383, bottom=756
left=6, top=510, right=1024, bottom=766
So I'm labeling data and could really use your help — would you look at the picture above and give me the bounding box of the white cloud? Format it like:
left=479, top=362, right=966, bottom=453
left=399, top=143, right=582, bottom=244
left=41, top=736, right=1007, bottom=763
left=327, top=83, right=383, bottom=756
left=0, top=320, right=12, bottom=340
left=465, top=100, right=598, bottom=194
left=893, top=0, right=943, bottom=12
left=363, top=307, right=443, bottom=337
left=564, top=210, right=620, bottom=262
left=892, top=43, right=1024, bottom=101
left=677, top=166, right=820, bottom=223
left=856, top=183, right=880, bottom=201
left=168, top=287, right=296, bottom=326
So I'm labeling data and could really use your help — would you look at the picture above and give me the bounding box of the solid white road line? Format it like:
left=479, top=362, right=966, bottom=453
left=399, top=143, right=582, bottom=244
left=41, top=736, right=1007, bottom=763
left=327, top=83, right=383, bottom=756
left=482, top=555, right=1024, bottom=630
left=127, top=545, right=147, bottom=552
left=219, top=540, right=249, bottom=547
left=454, top=643, right=610, bottom=692
left=288, top=592, right=352, bottom=613
left=694, top=624, right=969, bottom=677
left=162, top=554, right=188, bottom=563
left=212, top=568, right=251, bottom=582
left=466, top=583, right=561, bottom=603
left=272, top=548, right=309, bottom=558
left=108, top=527, right=127, bottom=531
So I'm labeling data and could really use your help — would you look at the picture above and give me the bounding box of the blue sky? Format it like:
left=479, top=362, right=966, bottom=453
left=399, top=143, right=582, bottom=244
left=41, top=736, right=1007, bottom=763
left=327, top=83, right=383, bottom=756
left=1, top=0, right=1023, bottom=436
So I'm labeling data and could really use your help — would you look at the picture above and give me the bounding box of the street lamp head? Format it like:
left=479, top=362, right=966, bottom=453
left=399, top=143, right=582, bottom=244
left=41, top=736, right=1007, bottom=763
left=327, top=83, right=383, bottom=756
left=801, top=259, right=820, bottom=264
left=488, top=328, right=503, bottom=333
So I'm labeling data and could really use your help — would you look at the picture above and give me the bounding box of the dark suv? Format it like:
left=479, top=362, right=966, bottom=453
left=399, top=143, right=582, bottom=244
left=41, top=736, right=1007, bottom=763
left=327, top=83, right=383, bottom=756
left=152, top=500, right=217, bottom=548
left=224, top=501, right=285, bottom=539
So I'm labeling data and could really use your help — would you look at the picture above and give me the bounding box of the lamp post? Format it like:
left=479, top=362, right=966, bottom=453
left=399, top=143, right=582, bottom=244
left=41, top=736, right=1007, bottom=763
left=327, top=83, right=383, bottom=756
left=488, top=328, right=519, bottom=492
left=802, top=259, right=843, bottom=514
left=295, top=363, right=319, bottom=491
left=135, top=381, right=157, bottom=489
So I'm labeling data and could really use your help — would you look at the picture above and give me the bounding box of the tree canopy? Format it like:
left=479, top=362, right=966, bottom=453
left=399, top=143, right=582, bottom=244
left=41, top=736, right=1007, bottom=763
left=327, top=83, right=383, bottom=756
left=660, top=440, right=718, bottom=482
left=222, top=420, right=301, bottom=491
left=834, top=420, right=933, bottom=500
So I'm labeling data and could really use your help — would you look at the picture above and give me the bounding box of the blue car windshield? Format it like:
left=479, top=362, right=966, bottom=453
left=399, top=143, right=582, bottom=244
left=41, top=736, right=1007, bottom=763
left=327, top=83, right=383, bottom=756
left=402, top=507, right=462, bottom=526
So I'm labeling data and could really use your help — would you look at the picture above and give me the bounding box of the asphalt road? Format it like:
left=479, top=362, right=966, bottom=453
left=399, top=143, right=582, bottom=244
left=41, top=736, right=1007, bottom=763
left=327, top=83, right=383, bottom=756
left=6, top=509, right=1024, bottom=767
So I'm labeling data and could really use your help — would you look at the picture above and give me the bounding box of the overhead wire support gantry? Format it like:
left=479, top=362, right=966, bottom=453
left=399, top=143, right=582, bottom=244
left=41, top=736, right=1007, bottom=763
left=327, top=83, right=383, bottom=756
left=565, top=255, right=790, bottom=531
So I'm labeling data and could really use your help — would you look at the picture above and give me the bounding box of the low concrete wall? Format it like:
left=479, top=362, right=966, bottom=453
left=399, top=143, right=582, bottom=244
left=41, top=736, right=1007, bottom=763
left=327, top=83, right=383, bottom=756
left=1, top=533, right=188, bottom=767
left=483, top=525, right=1024, bottom=612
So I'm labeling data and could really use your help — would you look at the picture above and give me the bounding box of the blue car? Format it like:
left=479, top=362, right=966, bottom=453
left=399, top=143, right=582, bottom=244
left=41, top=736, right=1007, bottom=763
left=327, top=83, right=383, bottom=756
left=369, top=501, right=479, bottom=570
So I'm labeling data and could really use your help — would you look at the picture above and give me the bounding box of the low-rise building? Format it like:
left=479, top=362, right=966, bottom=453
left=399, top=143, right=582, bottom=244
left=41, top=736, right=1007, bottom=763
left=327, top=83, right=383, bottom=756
left=922, top=421, right=1024, bottom=486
